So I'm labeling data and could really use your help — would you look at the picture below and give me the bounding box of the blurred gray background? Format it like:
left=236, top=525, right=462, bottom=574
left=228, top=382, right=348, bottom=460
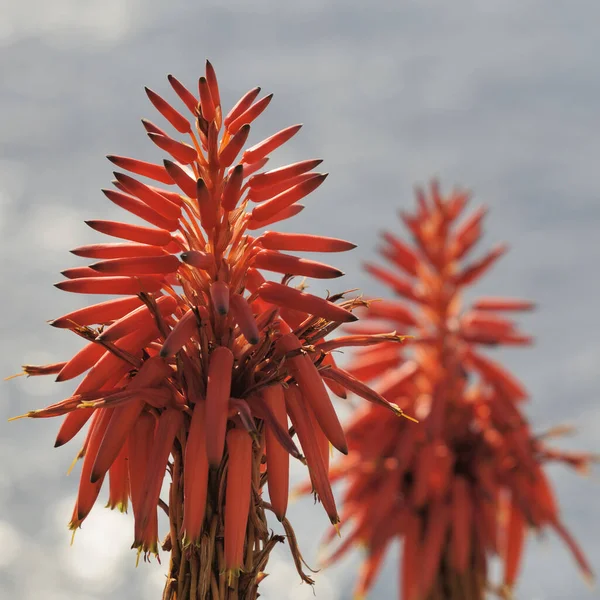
left=1, top=1, right=599, bottom=599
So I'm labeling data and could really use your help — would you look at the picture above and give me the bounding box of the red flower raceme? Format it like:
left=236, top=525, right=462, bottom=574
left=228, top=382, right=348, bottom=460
left=12, top=62, right=407, bottom=600
left=320, top=182, right=596, bottom=600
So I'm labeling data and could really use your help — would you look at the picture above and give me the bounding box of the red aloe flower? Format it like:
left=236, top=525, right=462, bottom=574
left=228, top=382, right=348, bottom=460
left=11, top=62, right=407, bottom=600
left=321, top=181, right=596, bottom=599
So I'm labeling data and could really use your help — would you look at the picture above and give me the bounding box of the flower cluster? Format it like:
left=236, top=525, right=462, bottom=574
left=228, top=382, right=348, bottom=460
left=14, top=62, right=405, bottom=599
left=322, top=182, right=595, bottom=600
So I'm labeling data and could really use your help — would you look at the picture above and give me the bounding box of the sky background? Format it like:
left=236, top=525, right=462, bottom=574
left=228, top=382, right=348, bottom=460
left=1, top=1, right=599, bottom=599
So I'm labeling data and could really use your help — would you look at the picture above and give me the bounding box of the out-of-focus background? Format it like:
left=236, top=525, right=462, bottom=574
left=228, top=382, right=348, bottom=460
left=1, top=1, right=599, bottom=598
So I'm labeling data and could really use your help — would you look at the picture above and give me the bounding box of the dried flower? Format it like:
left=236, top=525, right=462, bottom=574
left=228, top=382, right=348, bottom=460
left=11, top=62, right=406, bottom=600
left=321, top=181, right=596, bottom=599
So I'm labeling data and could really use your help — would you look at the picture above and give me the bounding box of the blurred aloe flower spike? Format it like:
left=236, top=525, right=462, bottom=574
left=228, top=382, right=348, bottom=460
left=320, top=181, right=596, bottom=600
left=12, top=61, right=409, bottom=600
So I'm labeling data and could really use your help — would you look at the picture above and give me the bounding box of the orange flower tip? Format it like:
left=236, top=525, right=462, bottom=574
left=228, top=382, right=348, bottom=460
left=218, top=124, right=251, bottom=168
left=167, top=74, right=199, bottom=115
left=253, top=250, right=343, bottom=279
left=247, top=203, right=305, bottom=230
left=147, top=133, right=198, bottom=165
left=248, top=158, right=323, bottom=191
left=227, top=87, right=261, bottom=123
left=54, top=371, right=68, bottom=383
left=49, top=317, right=72, bottom=328
left=241, top=123, right=303, bottom=164
left=164, top=160, right=197, bottom=198
left=54, top=275, right=162, bottom=295
left=144, top=86, right=191, bottom=134
left=222, top=164, right=244, bottom=211
left=180, top=250, right=212, bottom=269
left=204, top=62, right=219, bottom=101
left=141, top=118, right=167, bottom=136
left=227, top=93, right=274, bottom=135
left=210, top=281, right=230, bottom=315
left=198, top=76, right=216, bottom=122
left=105, top=155, right=173, bottom=185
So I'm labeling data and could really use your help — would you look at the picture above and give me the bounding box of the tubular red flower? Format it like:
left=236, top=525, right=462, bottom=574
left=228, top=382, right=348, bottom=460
left=182, top=397, right=210, bottom=547
left=320, top=181, right=595, bottom=600
left=224, top=428, right=253, bottom=578
left=14, top=63, right=406, bottom=599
